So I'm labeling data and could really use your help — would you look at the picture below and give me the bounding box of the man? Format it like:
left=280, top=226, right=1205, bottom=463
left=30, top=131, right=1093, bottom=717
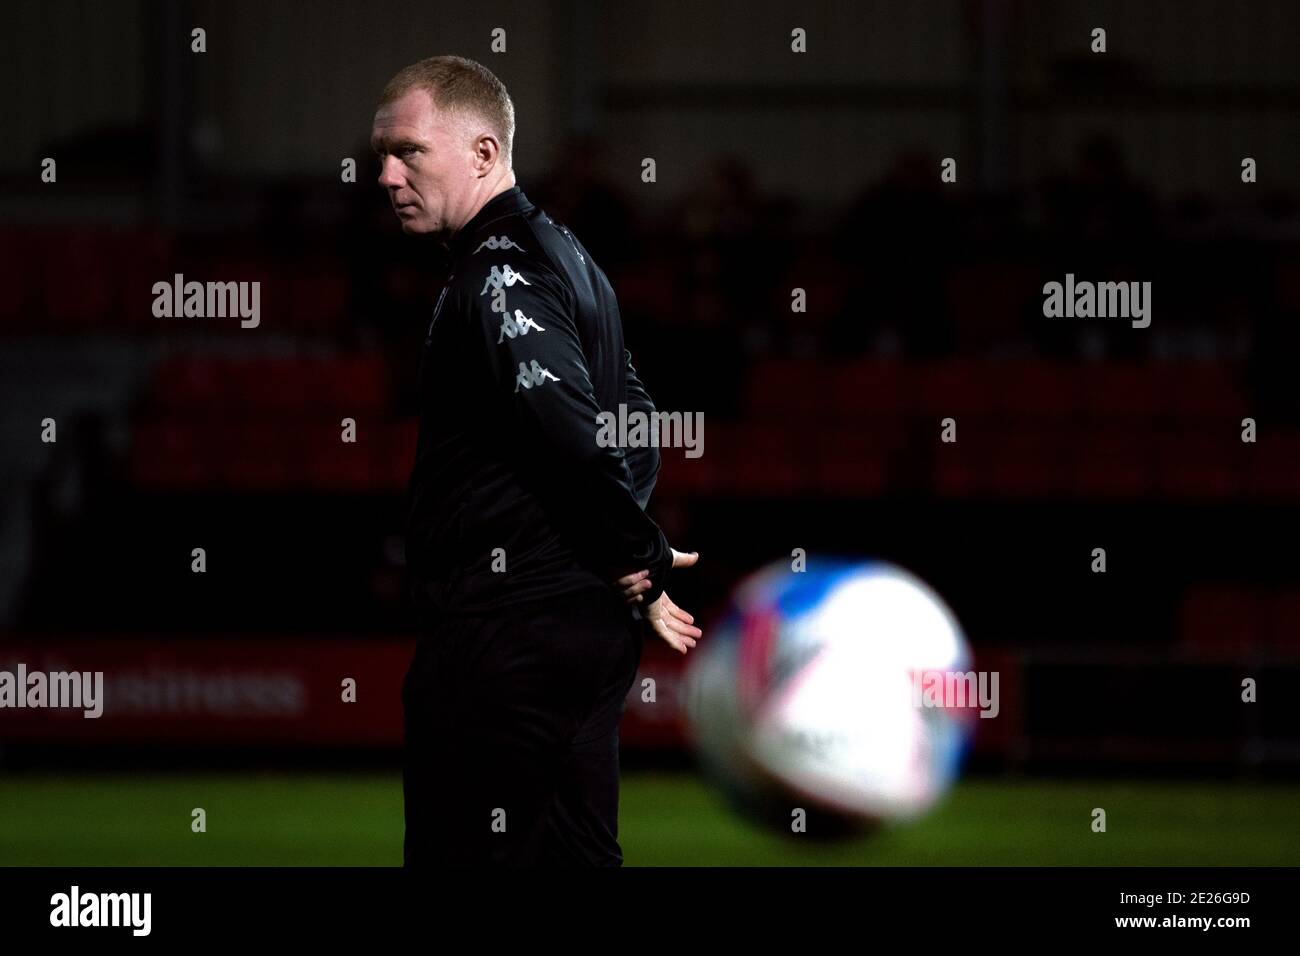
left=371, top=55, right=701, bottom=866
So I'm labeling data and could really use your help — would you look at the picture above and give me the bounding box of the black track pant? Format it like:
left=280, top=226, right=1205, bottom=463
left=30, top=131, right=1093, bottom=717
left=402, top=587, right=643, bottom=866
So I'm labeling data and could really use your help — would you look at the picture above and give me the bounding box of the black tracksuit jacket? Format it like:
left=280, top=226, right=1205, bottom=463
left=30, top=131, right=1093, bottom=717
left=405, top=185, right=672, bottom=622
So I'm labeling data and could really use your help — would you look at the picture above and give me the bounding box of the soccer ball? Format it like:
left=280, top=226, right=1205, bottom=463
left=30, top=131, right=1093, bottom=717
left=683, top=558, right=975, bottom=833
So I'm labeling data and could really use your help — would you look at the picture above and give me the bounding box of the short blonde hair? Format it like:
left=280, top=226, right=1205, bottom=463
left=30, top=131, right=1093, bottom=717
left=379, top=55, right=515, bottom=166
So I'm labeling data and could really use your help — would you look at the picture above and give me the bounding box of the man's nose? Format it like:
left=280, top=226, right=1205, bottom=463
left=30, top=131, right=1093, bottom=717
left=377, top=157, right=404, bottom=189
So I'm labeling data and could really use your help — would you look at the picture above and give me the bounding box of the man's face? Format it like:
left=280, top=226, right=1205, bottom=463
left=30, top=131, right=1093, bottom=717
left=371, top=89, right=473, bottom=238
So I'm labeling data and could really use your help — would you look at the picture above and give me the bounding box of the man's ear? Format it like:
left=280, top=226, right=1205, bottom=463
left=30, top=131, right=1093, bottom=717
left=472, top=133, right=501, bottom=175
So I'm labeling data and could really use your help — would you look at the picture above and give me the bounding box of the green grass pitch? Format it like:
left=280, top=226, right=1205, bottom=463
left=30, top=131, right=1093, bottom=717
left=0, top=772, right=1295, bottom=866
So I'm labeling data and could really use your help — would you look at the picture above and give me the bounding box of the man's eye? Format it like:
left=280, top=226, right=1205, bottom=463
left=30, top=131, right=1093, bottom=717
left=399, top=147, right=417, bottom=158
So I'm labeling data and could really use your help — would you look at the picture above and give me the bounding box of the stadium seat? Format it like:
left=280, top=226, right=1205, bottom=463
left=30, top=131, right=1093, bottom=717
left=829, top=361, right=909, bottom=416
left=997, top=360, right=1087, bottom=419
left=0, top=229, right=33, bottom=325
left=1178, top=585, right=1263, bottom=652
left=1068, top=423, right=1156, bottom=498
left=1083, top=363, right=1164, bottom=421
left=1248, top=431, right=1300, bottom=499
left=811, top=423, right=897, bottom=496
left=915, top=359, right=1006, bottom=419
left=143, top=353, right=390, bottom=418
left=744, top=359, right=829, bottom=419
left=39, top=230, right=116, bottom=328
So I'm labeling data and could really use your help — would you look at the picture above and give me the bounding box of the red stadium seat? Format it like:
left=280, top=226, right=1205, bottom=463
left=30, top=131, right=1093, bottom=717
left=708, top=423, right=807, bottom=495
left=929, top=416, right=1001, bottom=497
left=1133, top=363, right=1246, bottom=424
left=287, top=272, right=350, bottom=332
left=982, top=424, right=1075, bottom=498
left=1082, top=363, right=1164, bottom=421
left=1247, top=430, right=1300, bottom=499
left=143, top=353, right=391, bottom=418
left=1178, top=586, right=1263, bottom=651
left=115, top=227, right=175, bottom=331
left=304, top=421, right=380, bottom=490
left=39, top=230, right=116, bottom=328
left=1264, top=591, right=1300, bottom=650
left=811, top=423, right=898, bottom=496
left=1068, top=422, right=1156, bottom=498
left=915, top=359, right=1006, bottom=419
left=830, top=361, right=910, bottom=417
left=997, top=360, right=1087, bottom=419
left=1153, top=428, right=1243, bottom=500
left=0, top=229, right=34, bottom=325
left=612, top=258, right=681, bottom=319
left=744, top=359, right=829, bottom=419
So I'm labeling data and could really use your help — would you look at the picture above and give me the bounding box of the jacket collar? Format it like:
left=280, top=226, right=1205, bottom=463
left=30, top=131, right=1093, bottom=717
left=447, top=185, right=532, bottom=261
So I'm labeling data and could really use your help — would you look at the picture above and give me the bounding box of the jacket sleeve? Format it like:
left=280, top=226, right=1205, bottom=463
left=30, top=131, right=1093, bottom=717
left=622, top=349, right=661, bottom=510
left=465, top=256, right=672, bottom=604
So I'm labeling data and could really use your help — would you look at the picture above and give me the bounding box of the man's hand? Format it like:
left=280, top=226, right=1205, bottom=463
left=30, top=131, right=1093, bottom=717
left=643, top=591, right=701, bottom=654
left=614, top=548, right=701, bottom=654
left=615, top=548, right=698, bottom=603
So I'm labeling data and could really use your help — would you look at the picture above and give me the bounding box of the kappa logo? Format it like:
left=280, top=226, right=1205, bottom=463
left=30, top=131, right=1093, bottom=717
left=514, top=359, right=559, bottom=393
left=497, top=309, right=546, bottom=343
left=473, top=235, right=525, bottom=254
left=480, top=264, right=531, bottom=295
